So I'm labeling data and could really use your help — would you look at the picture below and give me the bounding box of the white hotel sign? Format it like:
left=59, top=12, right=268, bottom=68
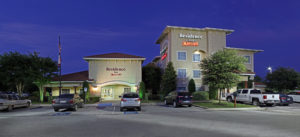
left=179, top=33, right=203, bottom=39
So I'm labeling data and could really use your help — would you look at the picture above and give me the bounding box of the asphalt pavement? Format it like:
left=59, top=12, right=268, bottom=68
left=0, top=103, right=300, bottom=137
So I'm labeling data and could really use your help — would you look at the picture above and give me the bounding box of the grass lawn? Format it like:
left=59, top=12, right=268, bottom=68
left=193, top=100, right=256, bottom=108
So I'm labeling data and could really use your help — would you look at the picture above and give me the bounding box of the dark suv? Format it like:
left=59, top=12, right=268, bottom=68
left=52, top=94, right=84, bottom=112
left=164, top=91, right=192, bottom=107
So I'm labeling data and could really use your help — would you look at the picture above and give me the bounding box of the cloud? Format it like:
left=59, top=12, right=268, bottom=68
left=0, top=22, right=140, bottom=49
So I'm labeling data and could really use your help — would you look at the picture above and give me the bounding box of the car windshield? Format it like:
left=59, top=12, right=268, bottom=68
left=178, top=92, right=190, bottom=96
left=123, top=93, right=139, bottom=98
left=59, top=94, right=74, bottom=98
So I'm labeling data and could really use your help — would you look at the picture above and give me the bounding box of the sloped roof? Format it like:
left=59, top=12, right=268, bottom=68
left=52, top=70, right=91, bottom=81
left=84, top=53, right=145, bottom=59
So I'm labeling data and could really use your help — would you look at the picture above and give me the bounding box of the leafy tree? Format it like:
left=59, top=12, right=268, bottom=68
left=31, top=52, right=57, bottom=102
left=161, top=62, right=177, bottom=96
left=83, top=80, right=90, bottom=102
left=0, top=51, right=57, bottom=102
left=200, top=50, right=246, bottom=103
left=139, top=81, right=146, bottom=99
left=188, top=79, right=196, bottom=94
left=0, top=52, right=34, bottom=96
left=142, top=63, right=161, bottom=94
left=254, top=75, right=263, bottom=82
left=265, top=67, right=300, bottom=93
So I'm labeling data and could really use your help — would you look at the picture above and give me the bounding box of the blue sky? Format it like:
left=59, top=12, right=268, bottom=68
left=0, top=0, right=299, bottom=78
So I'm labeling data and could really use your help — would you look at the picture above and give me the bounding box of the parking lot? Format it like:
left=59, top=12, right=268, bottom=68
left=1, top=102, right=300, bottom=137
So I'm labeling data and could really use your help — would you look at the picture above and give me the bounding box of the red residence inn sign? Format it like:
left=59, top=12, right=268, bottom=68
left=106, top=67, right=126, bottom=76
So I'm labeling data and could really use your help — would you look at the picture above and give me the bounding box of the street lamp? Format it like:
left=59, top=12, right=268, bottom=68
left=267, top=66, right=272, bottom=73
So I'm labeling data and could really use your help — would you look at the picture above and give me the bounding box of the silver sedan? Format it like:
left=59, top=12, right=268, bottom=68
left=120, top=92, right=141, bottom=111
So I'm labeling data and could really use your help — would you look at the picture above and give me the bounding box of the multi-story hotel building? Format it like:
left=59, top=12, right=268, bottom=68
left=155, top=26, right=263, bottom=92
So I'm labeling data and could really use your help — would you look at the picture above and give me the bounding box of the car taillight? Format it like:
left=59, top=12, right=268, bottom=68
left=121, top=99, right=127, bottom=102
left=52, top=100, right=56, bottom=104
left=178, top=96, right=184, bottom=98
left=69, top=100, right=74, bottom=104
left=263, top=95, right=267, bottom=99
left=135, top=98, right=141, bottom=101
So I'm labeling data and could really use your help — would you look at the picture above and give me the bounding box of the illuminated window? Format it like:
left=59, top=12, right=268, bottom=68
left=177, top=51, right=186, bottom=61
left=193, top=53, right=201, bottom=62
left=62, top=89, right=70, bottom=94
left=177, top=69, right=186, bottom=78
left=193, top=70, right=201, bottom=78
left=244, top=56, right=251, bottom=64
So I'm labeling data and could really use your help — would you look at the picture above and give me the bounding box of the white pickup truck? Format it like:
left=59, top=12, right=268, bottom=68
left=226, top=89, right=280, bottom=106
left=0, top=94, right=31, bottom=111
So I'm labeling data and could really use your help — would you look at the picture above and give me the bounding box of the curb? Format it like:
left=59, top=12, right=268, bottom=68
left=192, top=104, right=266, bottom=111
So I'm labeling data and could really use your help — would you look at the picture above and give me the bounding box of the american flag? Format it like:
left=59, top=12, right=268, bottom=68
left=58, top=36, right=61, bottom=67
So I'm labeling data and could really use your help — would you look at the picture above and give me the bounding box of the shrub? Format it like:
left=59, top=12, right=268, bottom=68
left=88, top=97, right=99, bottom=103
left=188, top=79, right=196, bottom=94
left=192, top=91, right=209, bottom=101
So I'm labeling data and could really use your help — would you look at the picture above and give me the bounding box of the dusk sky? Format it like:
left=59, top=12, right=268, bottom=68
left=0, top=0, right=299, bottom=78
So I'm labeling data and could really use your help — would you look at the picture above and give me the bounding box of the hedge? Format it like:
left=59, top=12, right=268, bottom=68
left=192, top=91, right=209, bottom=101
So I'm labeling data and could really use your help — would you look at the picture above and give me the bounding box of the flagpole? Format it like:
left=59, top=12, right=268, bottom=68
left=58, top=35, right=62, bottom=96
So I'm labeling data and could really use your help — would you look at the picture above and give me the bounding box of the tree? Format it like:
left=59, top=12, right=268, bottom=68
left=82, top=80, right=90, bottom=102
left=0, top=52, right=34, bottom=96
left=200, top=50, right=246, bottom=103
left=0, top=51, right=57, bottom=102
left=254, top=75, right=263, bottom=82
left=161, top=62, right=177, bottom=96
left=265, top=67, right=300, bottom=93
left=142, top=63, right=162, bottom=94
left=188, top=79, right=196, bottom=94
left=31, top=52, right=57, bottom=102
left=139, top=82, right=146, bottom=99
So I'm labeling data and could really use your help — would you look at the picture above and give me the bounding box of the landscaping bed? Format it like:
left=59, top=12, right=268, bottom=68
left=193, top=100, right=256, bottom=108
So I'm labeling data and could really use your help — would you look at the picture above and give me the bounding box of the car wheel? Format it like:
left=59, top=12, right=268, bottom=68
left=252, top=99, right=260, bottom=106
left=227, top=97, right=233, bottom=102
left=26, top=102, right=31, bottom=108
left=120, top=107, right=123, bottom=112
left=54, top=108, right=59, bottom=112
left=164, top=100, right=168, bottom=105
left=137, top=107, right=141, bottom=111
left=7, top=105, right=13, bottom=112
left=173, top=101, right=177, bottom=108
left=266, top=104, right=274, bottom=107
left=188, top=105, right=192, bottom=107
left=73, top=104, right=78, bottom=111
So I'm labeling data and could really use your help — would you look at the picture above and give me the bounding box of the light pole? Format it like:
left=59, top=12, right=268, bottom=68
left=267, top=66, right=272, bottom=73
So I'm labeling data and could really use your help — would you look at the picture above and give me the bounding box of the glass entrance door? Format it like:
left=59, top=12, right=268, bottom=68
left=101, top=87, right=114, bottom=100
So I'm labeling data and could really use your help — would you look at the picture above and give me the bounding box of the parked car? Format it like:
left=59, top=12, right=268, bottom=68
left=277, top=94, right=293, bottom=106
left=288, top=91, right=300, bottom=103
left=164, top=91, right=192, bottom=108
left=0, top=94, right=31, bottom=111
left=52, top=94, right=84, bottom=112
left=226, top=89, right=280, bottom=106
left=120, top=92, right=141, bottom=111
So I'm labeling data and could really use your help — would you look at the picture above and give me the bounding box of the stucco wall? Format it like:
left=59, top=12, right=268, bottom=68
left=88, top=60, right=142, bottom=85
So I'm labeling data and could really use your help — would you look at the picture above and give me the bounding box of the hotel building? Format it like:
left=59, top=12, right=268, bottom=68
left=44, top=53, right=145, bottom=100
left=155, top=26, right=263, bottom=93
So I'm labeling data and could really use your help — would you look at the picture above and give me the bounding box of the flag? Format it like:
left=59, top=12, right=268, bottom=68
left=58, top=35, right=61, bottom=67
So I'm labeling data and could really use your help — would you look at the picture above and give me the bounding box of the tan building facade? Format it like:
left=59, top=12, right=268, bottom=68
left=45, top=53, right=145, bottom=101
left=156, top=26, right=263, bottom=92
